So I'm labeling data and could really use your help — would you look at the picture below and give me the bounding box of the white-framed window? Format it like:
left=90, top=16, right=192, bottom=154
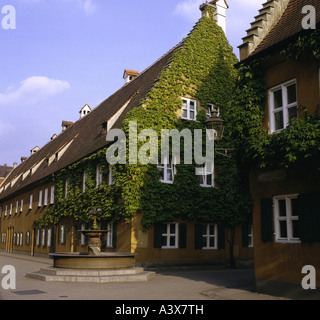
left=60, top=225, right=66, bottom=244
left=269, top=80, right=297, bottom=133
left=157, top=155, right=176, bottom=184
left=9, top=203, right=12, bottom=215
left=198, top=161, right=214, bottom=187
left=82, top=170, right=88, bottom=192
left=47, top=229, right=53, bottom=247
left=38, top=190, right=43, bottom=207
left=108, top=166, right=115, bottom=185
left=36, top=229, right=41, bottom=246
left=26, top=231, right=31, bottom=245
left=96, top=164, right=103, bottom=187
left=5, top=205, right=7, bottom=217
left=19, top=232, right=23, bottom=246
left=64, top=179, right=69, bottom=198
left=181, top=98, right=197, bottom=120
left=161, top=223, right=178, bottom=248
left=106, top=223, right=114, bottom=248
left=20, top=199, right=23, bottom=213
left=273, top=194, right=300, bottom=243
left=201, top=223, right=217, bottom=249
left=50, top=186, right=55, bottom=204
left=15, top=200, right=18, bottom=214
left=43, top=188, right=48, bottom=206
left=29, top=194, right=33, bottom=210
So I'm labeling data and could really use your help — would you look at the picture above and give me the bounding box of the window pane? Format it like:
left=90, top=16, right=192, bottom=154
left=209, top=237, right=215, bottom=247
left=189, top=101, right=195, bottom=110
left=170, top=223, right=176, bottom=234
left=291, top=198, right=299, bottom=217
left=280, top=221, right=287, bottom=238
left=288, top=106, right=297, bottom=122
left=182, top=100, right=188, bottom=108
left=190, top=111, right=195, bottom=120
left=292, top=220, right=299, bottom=238
left=182, top=109, right=188, bottom=118
left=209, top=224, right=215, bottom=235
left=158, top=167, right=164, bottom=180
left=169, top=236, right=175, bottom=246
left=274, top=111, right=284, bottom=130
left=279, top=199, right=287, bottom=217
left=202, top=224, right=207, bottom=235
left=273, top=89, right=283, bottom=109
left=166, top=168, right=173, bottom=181
left=202, top=237, right=207, bottom=248
left=287, top=84, right=297, bottom=104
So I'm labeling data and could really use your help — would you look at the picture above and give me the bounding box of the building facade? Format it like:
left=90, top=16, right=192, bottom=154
left=0, top=1, right=253, bottom=267
left=238, top=0, right=320, bottom=298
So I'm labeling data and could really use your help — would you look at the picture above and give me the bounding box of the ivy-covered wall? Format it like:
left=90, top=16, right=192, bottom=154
left=36, top=11, right=252, bottom=233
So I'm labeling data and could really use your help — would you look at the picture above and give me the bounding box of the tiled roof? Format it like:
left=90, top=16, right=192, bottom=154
left=0, top=45, right=177, bottom=200
left=252, top=0, right=320, bottom=56
left=0, top=165, right=13, bottom=178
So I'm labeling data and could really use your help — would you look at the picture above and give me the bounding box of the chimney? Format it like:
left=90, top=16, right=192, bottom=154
left=123, top=69, right=139, bottom=84
left=200, top=0, right=228, bottom=34
left=62, top=121, right=74, bottom=132
left=21, top=157, right=27, bottom=163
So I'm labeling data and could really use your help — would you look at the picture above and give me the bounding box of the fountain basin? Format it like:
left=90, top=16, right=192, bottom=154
left=50, top=252, right=136, bottom=270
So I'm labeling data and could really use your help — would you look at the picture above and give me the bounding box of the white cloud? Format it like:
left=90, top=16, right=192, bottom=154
left=174, top=0, right=203, bottom=22
left=0, top=76, right=70, bottom=106
left=82, top=0, right=96, bottom=14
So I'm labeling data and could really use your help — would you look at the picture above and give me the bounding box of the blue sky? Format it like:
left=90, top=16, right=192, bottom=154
left=0, top=0, right=263, bottom=166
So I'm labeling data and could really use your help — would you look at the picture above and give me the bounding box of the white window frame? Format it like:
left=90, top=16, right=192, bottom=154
left=181, top=98, right=197, bottom=121
left=198, top=160, right=214, bottom=188
left=5, top=205, right=7, bottom=217
left=38, top=190, right=43, bottom=207
left=269, top=79, right=297, bottom=133
left=29, top=194, right=33, bottom=210
left=47, top=229, right=53, bottom=247
left=82, top=170, right=88, bottom=192
left=44, top=188, right=48, bottom=206
left=106, top=223, right=114, bottom=248
left=157, top=155, right=176, bottom=184
left=202, top=223, right=218, bottom=249
left=15, top=200, right=18, bottom=214
left=50, top=186, right=55, bottom=204
left=96, top=164, right=103, bottom=187
left=108, top=166, right=114, bottom=185
left=60, top=225, right=66, bottom=244
left=9, top=203, right=12, bottom=215
left=20, top=199, right=23, bottom=213
left=273, top=194, right=300, bottom=243
left=161, top=223, right=178, bottom=249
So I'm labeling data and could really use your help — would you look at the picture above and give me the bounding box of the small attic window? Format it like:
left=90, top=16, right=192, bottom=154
left=123, top=69, right=139, bottom=84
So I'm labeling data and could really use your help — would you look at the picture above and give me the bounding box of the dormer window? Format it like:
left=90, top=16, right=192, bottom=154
left=79, top=104, right=91, bottom=119
left=181, top=98, right=197, bottom=121
left=123, top=69, right=139, bottom=84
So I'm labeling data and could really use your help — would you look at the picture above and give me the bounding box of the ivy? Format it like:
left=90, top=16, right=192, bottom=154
left=35, top=13, right=253, bottom=233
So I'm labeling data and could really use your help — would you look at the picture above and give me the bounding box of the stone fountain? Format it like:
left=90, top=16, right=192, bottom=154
left=26, top=209, right=155, bottom=283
